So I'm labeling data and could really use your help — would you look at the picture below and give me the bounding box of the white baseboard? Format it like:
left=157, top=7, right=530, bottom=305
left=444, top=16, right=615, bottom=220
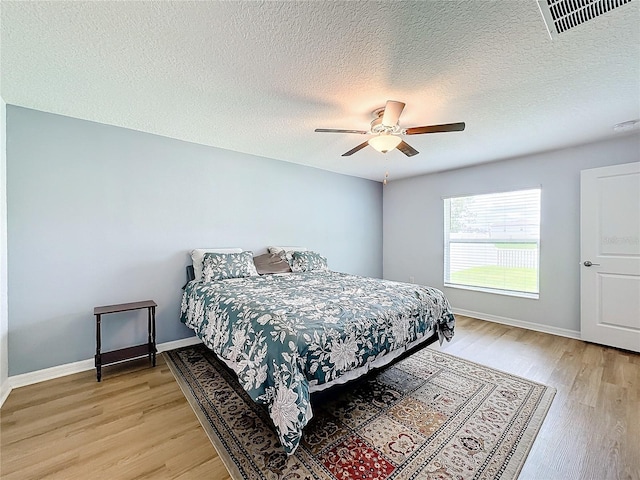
left=0, top=380, right=10, bottom=407
left=5, top=336, right=203, bottom=392
left=156, top=336, right=202, bottom=354
left=9, top=358, right=95, bottom=390
left=452, top=308, right=582, bottom=340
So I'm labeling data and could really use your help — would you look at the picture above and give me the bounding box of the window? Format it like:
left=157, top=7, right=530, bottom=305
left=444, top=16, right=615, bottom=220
left=444, top=188, right=541, bottom=299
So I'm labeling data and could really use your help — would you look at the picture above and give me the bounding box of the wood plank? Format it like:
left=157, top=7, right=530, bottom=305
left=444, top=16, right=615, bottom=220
left=0, top=357, right=219, bottom=479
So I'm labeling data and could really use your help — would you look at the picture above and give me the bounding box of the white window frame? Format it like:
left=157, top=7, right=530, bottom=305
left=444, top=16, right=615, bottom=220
left=443, top=188, right=541, bottom=299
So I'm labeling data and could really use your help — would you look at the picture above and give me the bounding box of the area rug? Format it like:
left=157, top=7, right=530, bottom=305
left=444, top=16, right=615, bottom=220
left=165, top=344, right=555, bottom=480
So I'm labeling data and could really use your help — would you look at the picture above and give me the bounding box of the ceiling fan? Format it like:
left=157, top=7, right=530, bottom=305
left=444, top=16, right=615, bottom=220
left=315, top=100, right=465, bottom=157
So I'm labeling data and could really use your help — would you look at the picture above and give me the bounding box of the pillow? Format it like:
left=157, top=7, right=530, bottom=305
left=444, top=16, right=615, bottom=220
left=290, top=251, right=329, bottom=272
left=253, top=253, right=292, bottom=275
left=201, top=251, right=257, bottom=282
left=247, top=257, right=259, bottom=276
left=268, top=246, right=308, bottom=267
left=267, top=246, right=308, bottom=254
left=190, top=248, right=243, bottom=281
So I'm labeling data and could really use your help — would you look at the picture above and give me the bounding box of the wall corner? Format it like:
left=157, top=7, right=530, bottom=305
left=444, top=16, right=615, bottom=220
left=1, top=97, right=9, bottom=406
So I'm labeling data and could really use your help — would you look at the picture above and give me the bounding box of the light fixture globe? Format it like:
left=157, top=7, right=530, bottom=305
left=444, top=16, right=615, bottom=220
left=368, top=134, right=402, bottom=153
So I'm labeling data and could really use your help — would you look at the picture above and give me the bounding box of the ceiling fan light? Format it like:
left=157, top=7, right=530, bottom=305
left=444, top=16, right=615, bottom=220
left=368, top=134, right=402, bottom=153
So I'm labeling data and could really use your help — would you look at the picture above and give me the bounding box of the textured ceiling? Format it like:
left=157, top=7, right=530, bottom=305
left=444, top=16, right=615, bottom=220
left=1, top=1, right=638, bottom=182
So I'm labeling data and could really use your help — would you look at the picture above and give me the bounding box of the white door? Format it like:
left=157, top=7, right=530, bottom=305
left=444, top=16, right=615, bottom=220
left=581, top=162, right=640, bottom=352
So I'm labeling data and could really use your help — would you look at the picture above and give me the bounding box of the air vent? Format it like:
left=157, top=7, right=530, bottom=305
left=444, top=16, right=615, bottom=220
left=537, top=0, right=633, bottom=38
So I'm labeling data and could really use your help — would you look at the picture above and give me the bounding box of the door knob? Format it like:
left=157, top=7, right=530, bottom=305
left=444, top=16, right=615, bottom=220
left=583, top=261, right=600, bottom=267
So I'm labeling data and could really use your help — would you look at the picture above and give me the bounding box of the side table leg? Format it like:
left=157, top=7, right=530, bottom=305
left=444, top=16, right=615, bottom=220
left=95, top=314, right=102, bottom=382
left=151, top=306, right=156, bottom=367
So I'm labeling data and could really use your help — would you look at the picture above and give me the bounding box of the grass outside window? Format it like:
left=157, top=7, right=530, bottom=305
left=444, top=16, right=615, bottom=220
left=449, top=265, right=538, bottom=293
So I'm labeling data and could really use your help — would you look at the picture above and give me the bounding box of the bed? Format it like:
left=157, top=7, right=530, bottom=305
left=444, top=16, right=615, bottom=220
left=180, top=250, right=455, bottom=455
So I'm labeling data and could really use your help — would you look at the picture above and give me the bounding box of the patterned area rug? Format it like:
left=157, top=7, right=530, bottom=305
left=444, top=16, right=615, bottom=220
left=165, top=344, right=555, bottom=480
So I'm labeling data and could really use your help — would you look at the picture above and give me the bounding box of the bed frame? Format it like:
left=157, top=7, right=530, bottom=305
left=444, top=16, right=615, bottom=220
left=182, top=265, right=195, bottom=289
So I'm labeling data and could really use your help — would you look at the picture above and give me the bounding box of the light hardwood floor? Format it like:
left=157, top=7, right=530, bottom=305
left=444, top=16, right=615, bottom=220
left=1, top=315, right=638, bottom=479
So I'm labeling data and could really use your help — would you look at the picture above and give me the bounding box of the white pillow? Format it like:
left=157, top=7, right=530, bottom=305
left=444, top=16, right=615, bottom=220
left=267, top=246, right=309, bottom=269
left=190, top=248, right=242, bottom=281
left=267, top=246, right=308, bottom=254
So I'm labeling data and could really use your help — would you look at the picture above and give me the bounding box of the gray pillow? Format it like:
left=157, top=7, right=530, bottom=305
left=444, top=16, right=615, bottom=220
left=253, top=253, right=292, bottom=275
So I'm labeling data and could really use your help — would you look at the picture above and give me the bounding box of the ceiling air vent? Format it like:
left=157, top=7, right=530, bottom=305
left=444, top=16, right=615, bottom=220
left=537, top=0, right=633, bottom=38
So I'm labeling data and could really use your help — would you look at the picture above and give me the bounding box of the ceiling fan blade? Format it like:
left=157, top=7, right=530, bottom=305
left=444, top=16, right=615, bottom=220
left=396, top=141, right=419, bottom=157
left=342, top=141, right=370, bottom=156
left=315, top=128, right=369, bottom=134
left=381, top=100, right=406, bottom=127
left=404, top=122, right=466, bottom=135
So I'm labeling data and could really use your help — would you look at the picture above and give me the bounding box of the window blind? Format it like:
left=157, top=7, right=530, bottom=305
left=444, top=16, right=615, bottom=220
left=444, top=188, right=541, bottom=298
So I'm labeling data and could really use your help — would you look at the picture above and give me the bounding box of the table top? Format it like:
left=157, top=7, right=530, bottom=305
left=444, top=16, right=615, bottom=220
left=94, top=300, right=157, bottom=316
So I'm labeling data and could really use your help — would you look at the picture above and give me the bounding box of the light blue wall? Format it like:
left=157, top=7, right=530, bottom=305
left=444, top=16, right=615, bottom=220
left=383, top=133, right=640, bottom=334
left=7, top=106, right=382, bottom=376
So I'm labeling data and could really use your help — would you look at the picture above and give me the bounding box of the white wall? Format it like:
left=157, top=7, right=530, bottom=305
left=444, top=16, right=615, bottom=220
left=0, top=98, right=8, bottom=404
left=6, top=106, right=383, bottom=376
left=383, top=133, right=640, bottom=334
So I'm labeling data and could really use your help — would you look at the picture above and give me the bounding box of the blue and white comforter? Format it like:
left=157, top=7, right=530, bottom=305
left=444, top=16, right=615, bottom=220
left=180, top=271, right=455, bottom=454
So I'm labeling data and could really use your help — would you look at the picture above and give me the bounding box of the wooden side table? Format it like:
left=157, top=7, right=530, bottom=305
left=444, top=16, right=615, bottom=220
left=94, top=300, right=157, bottom=382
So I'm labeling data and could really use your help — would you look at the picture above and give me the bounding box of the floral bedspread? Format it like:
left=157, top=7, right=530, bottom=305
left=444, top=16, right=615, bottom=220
left=180, top=271, right=455, bottom=454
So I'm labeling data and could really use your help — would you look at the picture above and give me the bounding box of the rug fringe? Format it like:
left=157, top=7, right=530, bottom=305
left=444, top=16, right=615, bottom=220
left=501, top=385, right=557, bottom=479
